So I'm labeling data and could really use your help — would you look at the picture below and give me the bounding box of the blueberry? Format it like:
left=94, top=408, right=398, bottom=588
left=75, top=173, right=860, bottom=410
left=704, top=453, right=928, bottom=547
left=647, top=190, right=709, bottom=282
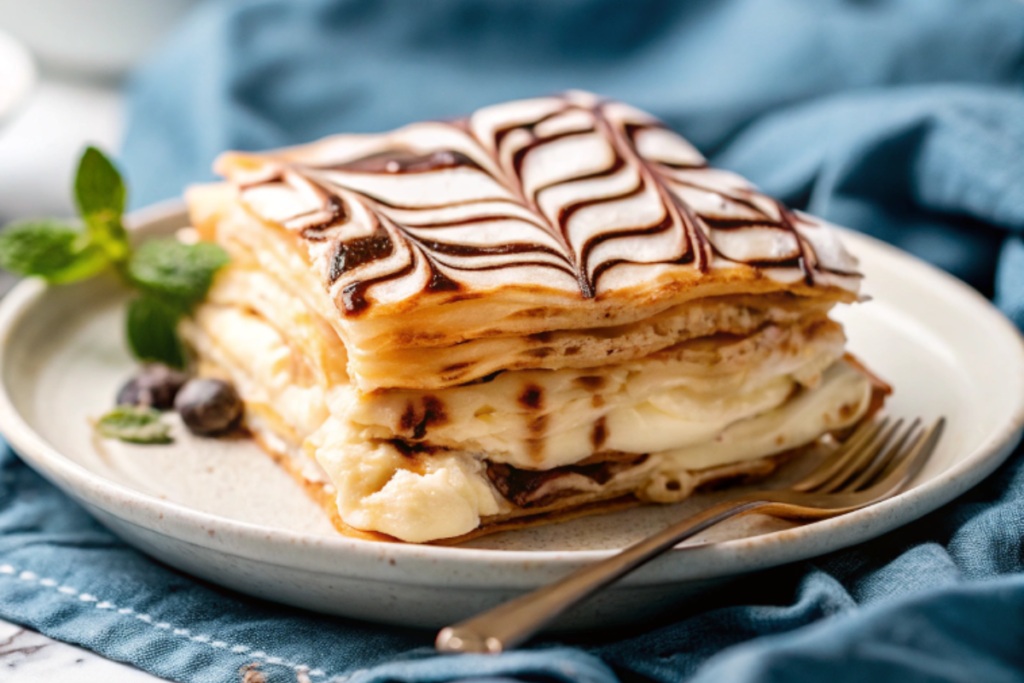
left=116, top=365, right=188, bottom=410
left=174, top=378, right=243, bottom=436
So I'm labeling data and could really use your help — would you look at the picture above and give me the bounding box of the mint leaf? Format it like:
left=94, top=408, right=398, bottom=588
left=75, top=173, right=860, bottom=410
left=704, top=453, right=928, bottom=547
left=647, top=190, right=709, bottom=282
left=74, top=146, right=129, bottom=262
left=96, top=405, right=172, bottom=444
left=75, top=146, right=125, bottom=219
left=126, top=295, right=187, bottom=369
left=0, top=220, right=109, bottom=283
left=127, top=239, right=230, bottom=308
left=123, top=241, right=227, bottom=367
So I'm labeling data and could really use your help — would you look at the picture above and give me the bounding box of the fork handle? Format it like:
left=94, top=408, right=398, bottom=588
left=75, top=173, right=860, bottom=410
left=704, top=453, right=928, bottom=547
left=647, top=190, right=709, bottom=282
left=435, top=498, right=767, bottom=654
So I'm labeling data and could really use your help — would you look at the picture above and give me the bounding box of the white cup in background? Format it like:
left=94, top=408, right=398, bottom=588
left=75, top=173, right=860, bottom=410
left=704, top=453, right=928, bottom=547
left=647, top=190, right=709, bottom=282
left=0, top=0, right=200, bottom=80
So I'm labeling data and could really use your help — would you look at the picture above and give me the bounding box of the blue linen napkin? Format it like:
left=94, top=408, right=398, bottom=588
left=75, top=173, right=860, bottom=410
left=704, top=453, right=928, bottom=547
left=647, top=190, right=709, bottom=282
left=2, top=0, right=1024, bottom=681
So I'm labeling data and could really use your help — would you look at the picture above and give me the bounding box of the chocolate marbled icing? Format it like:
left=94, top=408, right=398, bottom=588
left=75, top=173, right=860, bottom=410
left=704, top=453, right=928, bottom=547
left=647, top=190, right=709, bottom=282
left=224, top=91, right=861, bottom=315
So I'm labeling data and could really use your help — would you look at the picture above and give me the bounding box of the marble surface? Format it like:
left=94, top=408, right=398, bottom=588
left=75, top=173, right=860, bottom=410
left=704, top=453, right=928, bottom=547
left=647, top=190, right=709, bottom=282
left=0, top=619, right=165, bottom=682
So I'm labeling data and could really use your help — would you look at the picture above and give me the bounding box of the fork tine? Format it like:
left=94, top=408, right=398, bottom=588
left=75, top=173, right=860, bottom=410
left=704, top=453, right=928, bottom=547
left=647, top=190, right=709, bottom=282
left=863, top=417, right=946, bottom=498
left=791, top=418, right=887, bottom=493
left=845, top=418, right=921, bottom=491
left=816, top=418, right=905, bottom=494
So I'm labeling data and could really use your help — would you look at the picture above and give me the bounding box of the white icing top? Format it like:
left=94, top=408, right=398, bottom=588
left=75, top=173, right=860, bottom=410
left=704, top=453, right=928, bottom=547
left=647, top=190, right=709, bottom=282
left=220, top=91, right=861, bottom=316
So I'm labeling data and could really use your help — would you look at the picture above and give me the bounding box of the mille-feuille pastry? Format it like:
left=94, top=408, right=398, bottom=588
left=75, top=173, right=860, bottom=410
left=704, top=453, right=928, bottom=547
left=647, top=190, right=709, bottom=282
left=183, top=91, right=888, bottom=544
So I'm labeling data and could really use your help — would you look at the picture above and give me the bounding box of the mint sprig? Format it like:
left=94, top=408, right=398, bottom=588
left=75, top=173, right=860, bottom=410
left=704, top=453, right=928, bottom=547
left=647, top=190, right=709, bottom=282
left=0, top=146, right=229, bottom=369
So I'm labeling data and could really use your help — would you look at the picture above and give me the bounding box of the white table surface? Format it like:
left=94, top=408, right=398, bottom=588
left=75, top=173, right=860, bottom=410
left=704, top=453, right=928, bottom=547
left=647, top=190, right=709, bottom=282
left=0, top=76, right=169, bottom=683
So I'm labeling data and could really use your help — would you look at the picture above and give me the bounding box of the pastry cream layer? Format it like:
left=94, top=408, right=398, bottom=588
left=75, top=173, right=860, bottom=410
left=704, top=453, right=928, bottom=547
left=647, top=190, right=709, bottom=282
left=191, top=275, right=847, bottom=468
left=340, top=320, right=847, bottom=470
left=184, top=295, right=872, bottom=542
left=314, top=361, right=871, bottom=542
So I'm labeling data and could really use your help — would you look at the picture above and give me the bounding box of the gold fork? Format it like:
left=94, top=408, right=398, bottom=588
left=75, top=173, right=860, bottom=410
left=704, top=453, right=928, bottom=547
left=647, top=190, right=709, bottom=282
left=436, top=416, right=945, bottom=654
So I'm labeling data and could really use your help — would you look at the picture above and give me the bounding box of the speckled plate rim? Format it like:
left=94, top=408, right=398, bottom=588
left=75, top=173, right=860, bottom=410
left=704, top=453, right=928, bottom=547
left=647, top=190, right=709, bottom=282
left=0, top=200, right=1022, bottom=590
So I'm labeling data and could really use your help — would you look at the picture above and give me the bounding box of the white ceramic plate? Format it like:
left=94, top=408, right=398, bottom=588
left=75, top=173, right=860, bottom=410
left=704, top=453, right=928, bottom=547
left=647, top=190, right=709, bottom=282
left=0, top=30, right=35, bottom=128
left=1, top=202, right=1022, bottom=630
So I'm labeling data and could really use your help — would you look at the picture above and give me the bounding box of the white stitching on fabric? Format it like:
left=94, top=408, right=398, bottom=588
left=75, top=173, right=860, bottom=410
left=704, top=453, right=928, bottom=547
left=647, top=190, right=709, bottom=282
left=0, top=562, right=327, bottom=677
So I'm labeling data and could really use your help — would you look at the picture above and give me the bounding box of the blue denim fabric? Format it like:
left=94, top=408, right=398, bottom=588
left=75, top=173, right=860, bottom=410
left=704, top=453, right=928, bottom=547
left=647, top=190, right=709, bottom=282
left=2, top=0, right=1024, bottom=681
